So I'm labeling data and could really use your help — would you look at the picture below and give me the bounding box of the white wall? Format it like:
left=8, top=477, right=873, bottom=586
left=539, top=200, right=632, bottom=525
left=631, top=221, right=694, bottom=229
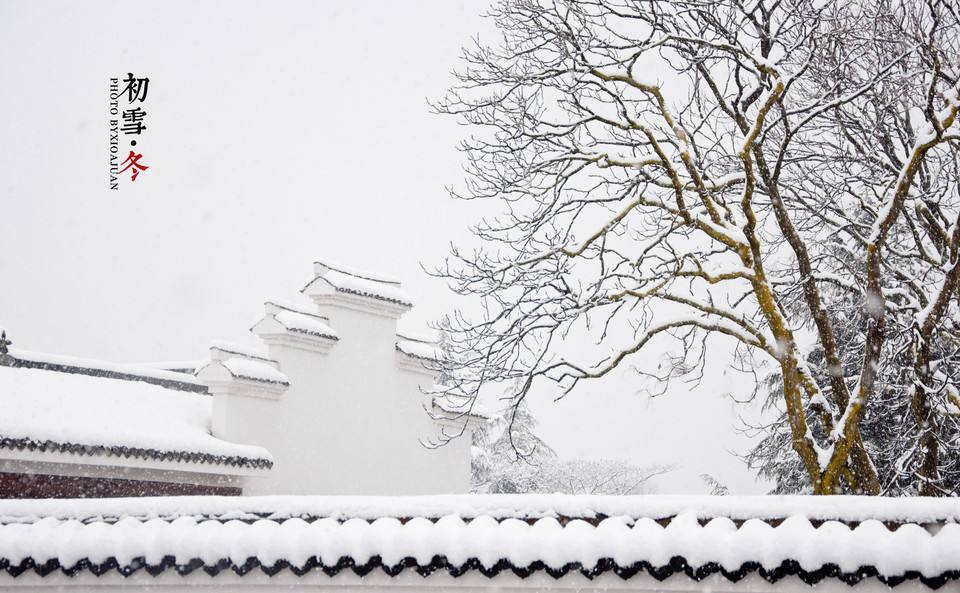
left=205, top=273, right=472, bottom=496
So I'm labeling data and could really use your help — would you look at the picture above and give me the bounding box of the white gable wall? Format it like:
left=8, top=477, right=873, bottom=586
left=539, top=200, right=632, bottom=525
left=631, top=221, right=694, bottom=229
left=204, top=264, right=472, bottom=496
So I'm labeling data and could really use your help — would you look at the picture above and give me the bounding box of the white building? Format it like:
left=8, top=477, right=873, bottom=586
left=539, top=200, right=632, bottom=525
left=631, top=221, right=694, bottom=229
left=0, top=259, right=480, bottom=498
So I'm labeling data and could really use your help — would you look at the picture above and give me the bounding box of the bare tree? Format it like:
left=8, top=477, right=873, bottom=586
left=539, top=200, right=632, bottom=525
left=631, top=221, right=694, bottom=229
left=433, top=0, right=960, bottom=494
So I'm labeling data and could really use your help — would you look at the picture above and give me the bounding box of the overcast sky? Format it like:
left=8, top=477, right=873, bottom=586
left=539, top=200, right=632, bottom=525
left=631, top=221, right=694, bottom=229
left=0, top=0, right=767, bottom=494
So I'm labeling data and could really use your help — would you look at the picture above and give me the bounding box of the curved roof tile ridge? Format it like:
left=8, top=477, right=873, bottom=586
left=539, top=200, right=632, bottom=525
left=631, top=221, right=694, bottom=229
left=0, top=501, right=958, bottom=586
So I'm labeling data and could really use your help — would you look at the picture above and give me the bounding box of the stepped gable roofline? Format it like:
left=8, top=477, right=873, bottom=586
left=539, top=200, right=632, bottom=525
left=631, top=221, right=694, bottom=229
left=259, top=298, right=339, bottom=341
left=0, top=495, right=958, bottom=587
left=200, top=341, right=289, bottom=387
left=1, top=348, right=206, bottom=394
left=219, top=358, right=289, bottom=386
left=302, top=258, right=414, bottom=307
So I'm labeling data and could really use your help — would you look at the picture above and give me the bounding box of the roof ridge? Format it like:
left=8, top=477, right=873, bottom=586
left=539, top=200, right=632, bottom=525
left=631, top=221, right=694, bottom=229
left=4, top=350, right=206, bottom=393
left=0, top=435, right=272, bottom=470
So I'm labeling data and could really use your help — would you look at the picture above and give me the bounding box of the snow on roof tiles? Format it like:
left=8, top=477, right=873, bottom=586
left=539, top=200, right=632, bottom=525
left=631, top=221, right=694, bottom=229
left=261, top=299, right=338, bottom=340
left=199, top=339, right=289, bottom=386
left=305, top=259, right=414, bottom=306
left=322, top=270, right=414, bottom=306
left=0, top=365, right=272, bottom=469
left=0, top=495, right=958, bottom=586
left=220, top=357, right=290, bottom=386
left=274, top=310, right=338, bottom=340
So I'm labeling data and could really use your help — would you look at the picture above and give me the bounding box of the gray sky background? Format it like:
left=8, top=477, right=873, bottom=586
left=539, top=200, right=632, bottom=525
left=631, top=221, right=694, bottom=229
left=0, top=0, right=767, bottom=494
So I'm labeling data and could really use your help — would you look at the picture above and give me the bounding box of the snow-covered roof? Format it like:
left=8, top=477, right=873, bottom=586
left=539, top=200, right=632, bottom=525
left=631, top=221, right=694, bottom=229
left=303, top=258, right=414, bottom=306
left=0, top=365, right=272, bottom=470
left=219, top=357, right=289, bottom=385
left=0, top=495, right=957, bottom=586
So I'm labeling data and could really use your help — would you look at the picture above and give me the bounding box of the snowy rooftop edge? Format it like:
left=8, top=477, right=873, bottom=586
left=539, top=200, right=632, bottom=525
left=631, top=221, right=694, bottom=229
left=274, top=310, right=338, bottom=340
left=314, top=270, right=414, bottom=306
left=220, top=357, right=290, bottom=386
left=304, top=259, right=414, bottom=306
left=1, top=505, right=959, bottom=586
left=0, top=366, right=272, bottom=470
left=1, top=494, right=959, bottom=525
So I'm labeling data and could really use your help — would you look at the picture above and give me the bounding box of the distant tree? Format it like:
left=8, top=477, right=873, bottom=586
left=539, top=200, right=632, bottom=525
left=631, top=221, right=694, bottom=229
left=472, top=399, right=671, bottom=494
left=534, top=457, right=673, bottom=495
left=435, top=0, right=960, bottom=495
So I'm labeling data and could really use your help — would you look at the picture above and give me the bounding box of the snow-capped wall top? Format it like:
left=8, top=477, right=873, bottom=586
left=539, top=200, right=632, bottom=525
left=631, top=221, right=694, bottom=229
left=261, top=299, right=338, bottom=340
left=274, top=310, right=338, bottom=340
left=220, top=358, right=290, bottom=386
left=0, top=497, right=958, bottom=587
left=0, top=365, right=272, bottom=470
left=199, top=341, right=289, bottom=386
left=304, top=258, right=414, bottom=307
left=396, top=333, right=443, bottom=361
